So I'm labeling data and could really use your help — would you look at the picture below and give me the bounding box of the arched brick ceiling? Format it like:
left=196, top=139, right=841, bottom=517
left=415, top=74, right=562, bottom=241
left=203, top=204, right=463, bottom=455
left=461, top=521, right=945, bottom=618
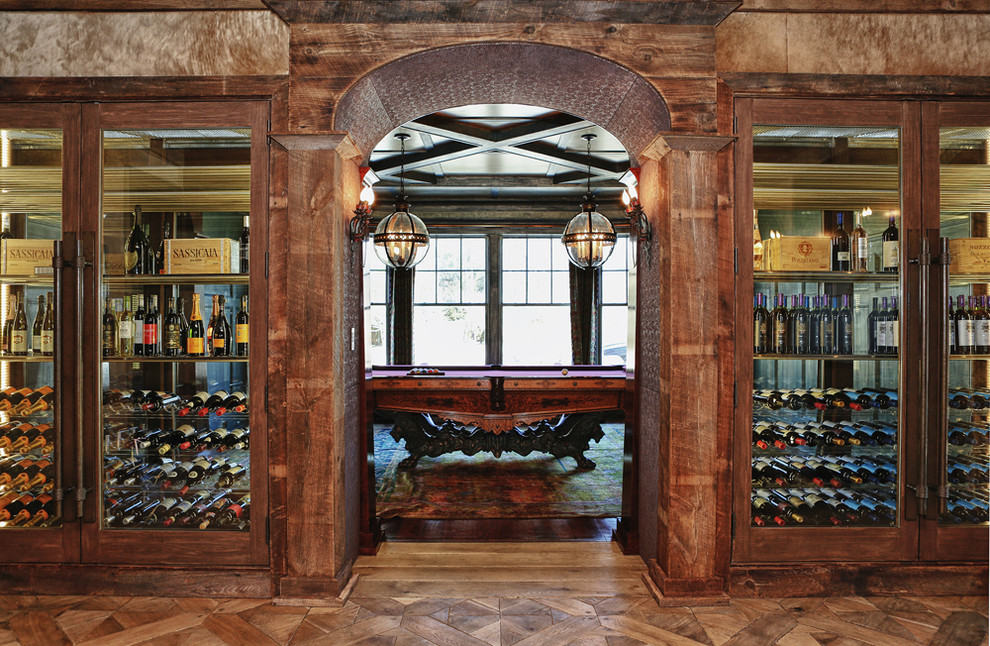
left=335, top=41, right=671, bottom=166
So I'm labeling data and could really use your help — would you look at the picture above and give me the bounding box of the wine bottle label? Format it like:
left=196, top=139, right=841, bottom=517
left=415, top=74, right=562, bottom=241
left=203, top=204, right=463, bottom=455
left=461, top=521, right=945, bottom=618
left=958, top=320, right=975, bottom=346
left=31, top=334, right=41, bottom=352
left=890, top=319, right=899, bottom=348
left=144, top=324, right=157, bottom=345
left=165, top=325, right=182, bottom=350
left=214, top=338, right=225, bottom=349
left=188, top=337, right=204, bottom=354
left=856, top=238, right=867, bottom=261
left=882, top=240, right=899, bottom=269
left=11, top=331, right=27, bottom=353
left=119, top=321, right=132, bottom=339
left=836, top=251, right=850, bottom=262
left=977, top=321, right=990, bottom=347
left=773, top=322, right=786, bottom=348
left=236, top=324, right=248, bottom=344
left=102, top=325, right=116, bottom=350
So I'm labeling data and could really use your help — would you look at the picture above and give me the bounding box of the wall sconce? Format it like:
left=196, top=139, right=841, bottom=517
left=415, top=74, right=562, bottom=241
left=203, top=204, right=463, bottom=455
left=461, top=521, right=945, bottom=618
left=621, top=185, right=651, bottom=246
left=349, top=183, right=376, bottom=241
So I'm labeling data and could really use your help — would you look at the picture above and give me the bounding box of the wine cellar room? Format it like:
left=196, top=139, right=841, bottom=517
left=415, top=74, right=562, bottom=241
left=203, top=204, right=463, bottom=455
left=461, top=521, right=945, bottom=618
left=0, top=3, right=987, bottom=640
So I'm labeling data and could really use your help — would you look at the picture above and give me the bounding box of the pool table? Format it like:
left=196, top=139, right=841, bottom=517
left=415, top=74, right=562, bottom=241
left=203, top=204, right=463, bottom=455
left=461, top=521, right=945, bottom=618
left=369, top=365, right=626, bottom=469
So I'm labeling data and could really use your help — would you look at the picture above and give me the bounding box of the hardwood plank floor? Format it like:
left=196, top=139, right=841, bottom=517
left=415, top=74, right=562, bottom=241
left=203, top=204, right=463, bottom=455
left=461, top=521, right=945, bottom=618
left=0, top=543, right=987, bottom=645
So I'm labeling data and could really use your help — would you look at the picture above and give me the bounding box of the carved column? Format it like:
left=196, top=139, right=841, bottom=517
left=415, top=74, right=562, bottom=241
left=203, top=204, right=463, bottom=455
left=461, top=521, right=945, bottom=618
left=269, top=133, right=363, bottom=603
left=638, top=133, right=734, bottom=603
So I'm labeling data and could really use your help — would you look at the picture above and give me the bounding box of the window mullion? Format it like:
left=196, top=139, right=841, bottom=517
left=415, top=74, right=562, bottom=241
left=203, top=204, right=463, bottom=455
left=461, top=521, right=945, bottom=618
left=487, top=232, right=502, bottom=365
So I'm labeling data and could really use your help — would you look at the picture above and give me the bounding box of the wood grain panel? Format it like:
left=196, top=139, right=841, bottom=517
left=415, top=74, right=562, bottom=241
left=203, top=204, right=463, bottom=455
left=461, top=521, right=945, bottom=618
left=0, top=0, right=266, bottom=8
left=737, top=0, right=990, bottom=10
left=291, top=23, right=714, bottom=79
left=0, top=564, right=271, bottom=597
left=720, top=72, right=990, bottom=98
left=730, top=563, right=990, bottom=597
left=0, top=76, right=287, bottom=102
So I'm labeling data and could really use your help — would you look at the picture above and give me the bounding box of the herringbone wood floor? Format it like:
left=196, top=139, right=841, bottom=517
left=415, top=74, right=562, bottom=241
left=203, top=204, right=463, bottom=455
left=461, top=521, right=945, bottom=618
left=1, top=542, right=987, bottom=645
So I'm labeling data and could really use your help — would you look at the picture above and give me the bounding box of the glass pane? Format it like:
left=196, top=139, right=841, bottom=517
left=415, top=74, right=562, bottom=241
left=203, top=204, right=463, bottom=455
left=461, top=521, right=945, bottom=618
left=367, top=305, right=387, bottom=366
left=551, top=271, right=570, bottom=305
left=551, top=239, right=571, bottom=271
left=413, top=305, right=485, bottom=365
left=414, top=270, right=436, bottom=304
left=436, top=271, right=460, bottom=304
left=502, top=272, right=526, bottom=304
left=99, top=128, right=252, bottom=531
left=527, top=271, right=551, bottom=304
left=751, top=123, right=901, bottom=528
left=461, top=237, right=486, bottom=270
left=527, top=237, right=552, bottom=269
left=462, top=270, right=486, bottom=304
left=602, top=271, right=626, bottom=305
left=369, top=269, right=387, bottom=305
left=502, top=238, right=527, bottom=270
left=503, top=305, right=570, bottom=365
left=939, top=126, right=990, bottom=526
left=0, top=128, right=63, bottom=529
left=436, top=237, right=460, bottom=270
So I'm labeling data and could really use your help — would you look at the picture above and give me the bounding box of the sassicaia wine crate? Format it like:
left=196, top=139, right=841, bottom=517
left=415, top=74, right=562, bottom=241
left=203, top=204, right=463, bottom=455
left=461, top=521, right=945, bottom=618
left=1, top=240, right=55, bottom=275
left=765, top=236, right=831, bottom=272
left=165, top=238, right=240, bottom=274
left=949, top=238, right=990, bottom=274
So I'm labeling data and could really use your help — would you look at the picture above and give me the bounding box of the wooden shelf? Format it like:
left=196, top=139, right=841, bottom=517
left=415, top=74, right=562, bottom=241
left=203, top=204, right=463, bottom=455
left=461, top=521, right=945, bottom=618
left=0, top=273, right=54, bottom=287
left=103, top=274, right=248, bottom=285
left=102, top=356, right=248, bottom=363
left=755, top=271, right=898, bottom=283
left=754, top=354, right=898, bottom=361
left=0, top=354, right=54, bottom=363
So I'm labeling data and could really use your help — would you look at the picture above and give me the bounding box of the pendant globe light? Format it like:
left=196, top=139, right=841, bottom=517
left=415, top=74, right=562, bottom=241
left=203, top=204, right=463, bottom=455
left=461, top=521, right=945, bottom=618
left=373, top=133, right=430, bottom=269
left=561, top=133, right=616, bottom=268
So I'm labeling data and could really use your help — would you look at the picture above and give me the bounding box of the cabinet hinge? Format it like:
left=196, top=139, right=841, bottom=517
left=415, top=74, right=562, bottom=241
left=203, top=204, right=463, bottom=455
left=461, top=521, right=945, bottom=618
left=265, top=382, right=269, bottom=406
left=733, top=248, right=738, bottom=274
left=265, top=516, right=270, bottom=545
left=265, top=251, right=269, bottom=278
left=731, top=513, right=735, bottom=540
left=733, top=381, right=738, bottom=408
left=732, top=115, right=737, bottom=133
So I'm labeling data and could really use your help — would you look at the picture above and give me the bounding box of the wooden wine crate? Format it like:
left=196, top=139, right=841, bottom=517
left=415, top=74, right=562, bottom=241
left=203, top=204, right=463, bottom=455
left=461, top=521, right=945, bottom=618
left=165, top=238, right=240, bottom=274
left=948, top=238, right=990, bottom=274
left=1, top=239, right=55, bottom=275
left=765, top=236, right=831, bottom=272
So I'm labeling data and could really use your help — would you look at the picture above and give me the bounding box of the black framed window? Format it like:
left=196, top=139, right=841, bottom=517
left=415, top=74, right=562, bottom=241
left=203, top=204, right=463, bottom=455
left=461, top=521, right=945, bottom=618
left=366, top=230, right=628, bottom=365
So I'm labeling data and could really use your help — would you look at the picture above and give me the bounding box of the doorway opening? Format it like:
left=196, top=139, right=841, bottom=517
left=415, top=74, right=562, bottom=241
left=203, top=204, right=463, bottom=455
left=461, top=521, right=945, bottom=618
left=363, top=104, right=631, bottom=541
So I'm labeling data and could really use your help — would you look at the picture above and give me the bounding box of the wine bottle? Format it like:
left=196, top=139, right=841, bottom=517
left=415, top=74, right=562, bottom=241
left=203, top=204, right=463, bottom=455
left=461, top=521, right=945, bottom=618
left=124, top=205, right=148, bottom=275
left=955, top=294, right=974, bottom=355
left=948, top=296, right=957, bottom=353
left=10, top=295, right=28, bottom=356
left=239, top=215, right=250, bottom=273
left=887, top=296, right=899, bottom=355
left=837, top=294, right=853, bottom=355
left=132, top=295, right=145, bottom=356
left=851, top=210, right=869, bottom=272
left=820, top=297, right=836, bottom=354
left=876, top=297, right=889, bottom=355
left=788, top=295, right=809, bottom=354
left=212, top=295, right=231, bottom=357
left=0, top=387, right=33, bottom=412
left=118, top=295, right=133, bottom=358
left=771, top=294, right=788, bottom=354
left=186, top=293, right=206, bottom=356
left=216, top=465, right=247, bottom=489
left=177, top=391, right=209, bottom=417
left=215, top=391, right=247, bottom=416
left=31, top=295, right=44, bottom=356
left=156, top=219, right=171, bottom=275
left=881, top=215, right=899, bottom=272
left=867, top=297, right=879, bottom=354
left=235, top=294, right=249, bottom=356
left=830, top=212, right=850, bottom=271
left=101, top=297, right=117, bottom=357
left=41, top=292, right=54, bottom=356
left=163, top=297, right=183, bottom=357
left=177, top=295, right=189, bottom=345
left=15, top=386, right=55, bottom=415
left=974, top=295, right=990, bottom=354
left=141, top=391, right=181, bottom=413
left=0, top=295, right=14, bottom=355
left=206, top=295, right=218, bottom=354
left=198, top=390, right=229, bottom=416
left=143, top=294, right=159, bottom=356
left=752, top=211, right=763, bottom=271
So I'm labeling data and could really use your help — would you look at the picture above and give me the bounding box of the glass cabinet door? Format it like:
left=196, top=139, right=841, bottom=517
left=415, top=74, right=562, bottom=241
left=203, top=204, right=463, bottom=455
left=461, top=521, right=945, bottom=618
left=928, top=104, right=990, bottom=560
left=0, top=106, right=78, bottom=563
left=87, top=104, right=267, bottom=566
left=735, top=99, right=918, bottom=562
